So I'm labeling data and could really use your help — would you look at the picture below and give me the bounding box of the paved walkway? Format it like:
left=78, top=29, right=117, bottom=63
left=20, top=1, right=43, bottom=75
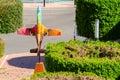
left=0, top=2, right=78, bottom=80
left=0, top=53, right=41, bottom=80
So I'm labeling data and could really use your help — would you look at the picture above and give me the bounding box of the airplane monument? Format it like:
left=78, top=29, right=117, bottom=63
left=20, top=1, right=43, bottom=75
left=17, top=6, right=62, bottom=73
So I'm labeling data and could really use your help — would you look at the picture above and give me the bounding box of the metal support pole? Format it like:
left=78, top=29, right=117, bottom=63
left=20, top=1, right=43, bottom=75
left=38, top=52, right=40, bottom=62
left=74, top=26, right=77, bottom=40
left=43, top=0, right=45, bottom=7
left=37, top=38, right=43, bottom=62
left=95, top=19, right=99, bottom=41
left=37, top=40, right=43, bottom=62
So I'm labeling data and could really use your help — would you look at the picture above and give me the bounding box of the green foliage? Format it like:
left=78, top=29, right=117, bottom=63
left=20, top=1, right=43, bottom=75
left=21, top=78, right=26, bottom=80
left=45, top=40, right=120, bottom=79
left=74, top=0, right=78, bottom=5
left=76, top=0, right=120, bottom=40
left=0, top=38, right=5, bottom=58
left=30, top=72, right=104, bottom=80
left=0, top=0, right=23, bottom=33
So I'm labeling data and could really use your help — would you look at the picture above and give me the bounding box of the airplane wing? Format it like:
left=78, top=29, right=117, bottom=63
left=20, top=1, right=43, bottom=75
left=17, top=27, right=31, bottom=36
left=17, top=25, right=62, bottom=36
left=48, top=29, right=62, bottom=36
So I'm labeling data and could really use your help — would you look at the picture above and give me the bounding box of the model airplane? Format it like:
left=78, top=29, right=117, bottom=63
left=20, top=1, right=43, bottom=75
left=17, top=6, right=62, bottom=50
left=17, top=6, right=62, bottom=73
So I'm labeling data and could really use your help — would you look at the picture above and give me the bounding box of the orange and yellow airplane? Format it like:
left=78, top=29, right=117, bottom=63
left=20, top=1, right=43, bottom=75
left=17, top=6, right=62, bottom=53
left=17, top=6, right=62, bottom=73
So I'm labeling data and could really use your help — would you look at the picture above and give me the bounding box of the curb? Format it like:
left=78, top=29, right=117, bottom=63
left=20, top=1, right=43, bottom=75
left=0, top=55, right=9, bottom=68
left=23, top=2, right=74, bottom=8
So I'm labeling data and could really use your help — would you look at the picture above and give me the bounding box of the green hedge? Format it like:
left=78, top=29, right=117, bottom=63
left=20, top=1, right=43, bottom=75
left=45, top=40, right=120, bottom=79
left=76, top=0, right=120, bottom=40
left=0, top=0, right=23, bottom=33
left=74, top=0, right=78, bottom=5
left=0, top=38, right=5, bottom=58
left=28, top=72, right=104, bottom=80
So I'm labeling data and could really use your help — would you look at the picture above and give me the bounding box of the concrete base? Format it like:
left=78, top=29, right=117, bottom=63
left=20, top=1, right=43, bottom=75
left=34, top=62, right=45, bottom=73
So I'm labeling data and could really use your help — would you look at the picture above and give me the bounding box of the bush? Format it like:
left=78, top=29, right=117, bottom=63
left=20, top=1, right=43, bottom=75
left=0, top=0, right=23, bottom=33
left=76, top=0, right=120, bottom=41
left=74, top=0, right=78, bottom=5
left=29, top=72, right=104, bottom=80
left=45, top=40, right=120, bottom=79
left=0, top=38, right=5, bottom=58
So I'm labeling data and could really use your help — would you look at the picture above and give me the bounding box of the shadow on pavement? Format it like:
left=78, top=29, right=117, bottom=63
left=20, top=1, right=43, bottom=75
left=7, top=55, right=45, bottom=69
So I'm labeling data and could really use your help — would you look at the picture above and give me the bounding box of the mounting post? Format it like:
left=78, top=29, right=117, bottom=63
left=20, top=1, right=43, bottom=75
left=43, top=0, right=45, bottom=7
left=95, top=19, right=99, bottom=41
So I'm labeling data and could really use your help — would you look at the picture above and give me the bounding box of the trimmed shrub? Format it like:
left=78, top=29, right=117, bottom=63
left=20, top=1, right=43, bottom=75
left=0, top=0, right=23, bottom=33
left=45, top=40, right=120, bottom=79
left=0, top=38, right=5, bottom=58
left=74, top=0, right=78, bottom=5
left=76, top=0, right=120, bottom=40
left=29, top=72, right=104, bottom=80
